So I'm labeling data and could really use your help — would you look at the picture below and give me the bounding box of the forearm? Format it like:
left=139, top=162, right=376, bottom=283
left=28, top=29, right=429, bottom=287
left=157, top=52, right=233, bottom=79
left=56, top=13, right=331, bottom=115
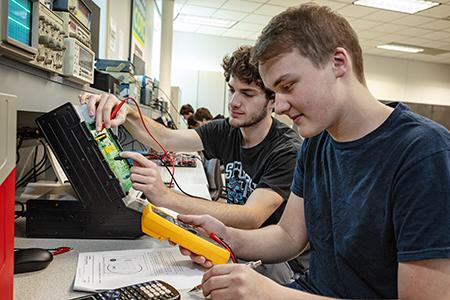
left=123, top=105, right=173, bottom=150
left=156, top=190, right=265, bottom=229
left=224, top=223, right=307, bottom=264
left=124, top=105, right=201, bottom=152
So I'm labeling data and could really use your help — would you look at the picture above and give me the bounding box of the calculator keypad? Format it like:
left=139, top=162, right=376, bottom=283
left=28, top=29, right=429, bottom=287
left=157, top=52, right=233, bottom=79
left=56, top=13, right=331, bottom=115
left=71, top=280, right=180, bottom=300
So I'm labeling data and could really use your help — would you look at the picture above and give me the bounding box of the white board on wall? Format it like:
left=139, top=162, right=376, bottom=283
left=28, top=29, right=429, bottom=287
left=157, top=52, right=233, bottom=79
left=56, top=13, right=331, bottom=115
left=197, top=71, right=226, bottom=116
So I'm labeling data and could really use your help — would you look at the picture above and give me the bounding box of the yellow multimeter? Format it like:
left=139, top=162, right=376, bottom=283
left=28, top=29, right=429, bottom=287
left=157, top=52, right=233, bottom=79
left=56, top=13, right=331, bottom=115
left=141, top=204, right=231, bottom=265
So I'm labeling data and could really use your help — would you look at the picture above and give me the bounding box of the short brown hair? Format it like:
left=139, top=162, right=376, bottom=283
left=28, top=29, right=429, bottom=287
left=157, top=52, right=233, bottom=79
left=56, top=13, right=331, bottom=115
left=253, top=3, right=366, bottom=85
left=180, top=104, right=194, bottom=115
left=222, top=46, right=274, bottom=100
left=194, top=107, right=213, bottom=122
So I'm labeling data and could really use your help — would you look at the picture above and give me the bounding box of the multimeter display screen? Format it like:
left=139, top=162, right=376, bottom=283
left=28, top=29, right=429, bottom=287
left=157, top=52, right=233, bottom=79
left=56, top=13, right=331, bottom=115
left=152, top=207, right=224, bottom=248
left=7, top=0, right=33, bottom=46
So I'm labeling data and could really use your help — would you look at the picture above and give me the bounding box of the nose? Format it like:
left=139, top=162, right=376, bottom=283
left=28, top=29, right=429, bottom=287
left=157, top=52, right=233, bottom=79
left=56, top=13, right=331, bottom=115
left=228, top=92, right=241, bottom=107
left=273, top=93, right=290, bottom=115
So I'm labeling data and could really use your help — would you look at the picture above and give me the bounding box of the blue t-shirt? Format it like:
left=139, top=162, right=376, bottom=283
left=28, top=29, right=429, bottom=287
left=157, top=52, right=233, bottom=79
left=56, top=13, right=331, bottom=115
left=291, top=103, right=450, bottom=299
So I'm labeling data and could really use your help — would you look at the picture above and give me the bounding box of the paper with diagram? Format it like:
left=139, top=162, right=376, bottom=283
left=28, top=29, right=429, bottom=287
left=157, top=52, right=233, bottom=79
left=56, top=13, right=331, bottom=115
left=73, top=247, right=203, bottom=292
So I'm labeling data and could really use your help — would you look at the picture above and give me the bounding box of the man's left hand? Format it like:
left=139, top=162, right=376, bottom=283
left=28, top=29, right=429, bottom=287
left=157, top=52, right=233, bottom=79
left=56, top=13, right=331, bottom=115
left=120, top=151, right=169, bottom=205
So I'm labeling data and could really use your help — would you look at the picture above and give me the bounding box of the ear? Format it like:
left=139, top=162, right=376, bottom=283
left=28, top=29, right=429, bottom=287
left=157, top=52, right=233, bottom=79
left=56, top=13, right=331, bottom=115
left=331, top=47, right=349, bottom=79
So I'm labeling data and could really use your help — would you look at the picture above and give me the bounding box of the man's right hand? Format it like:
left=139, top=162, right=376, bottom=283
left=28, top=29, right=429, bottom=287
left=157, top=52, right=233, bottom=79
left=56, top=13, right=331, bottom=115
left=79, top=93, right=130, bottom=131
left=177, top=214, right=230, bottom=268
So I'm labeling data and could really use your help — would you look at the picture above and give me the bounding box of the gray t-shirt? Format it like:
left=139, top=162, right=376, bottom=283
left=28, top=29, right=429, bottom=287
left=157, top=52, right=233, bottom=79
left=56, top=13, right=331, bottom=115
left=195, top=117, right=301, bottom=226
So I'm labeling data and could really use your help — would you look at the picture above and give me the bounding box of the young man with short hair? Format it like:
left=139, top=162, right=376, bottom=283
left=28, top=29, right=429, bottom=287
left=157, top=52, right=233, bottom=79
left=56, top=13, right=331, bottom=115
left=179, top=4, right=450, bottom=299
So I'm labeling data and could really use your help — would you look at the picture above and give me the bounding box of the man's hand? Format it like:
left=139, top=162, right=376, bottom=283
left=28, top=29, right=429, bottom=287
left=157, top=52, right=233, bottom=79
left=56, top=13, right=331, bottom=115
left=120, top=151, right=169, bottom=205
left=79, top=93, right=129, bottom=131
left=201, top=264, right=283, bottom=300
left=177, top=214, right=228, bottom=268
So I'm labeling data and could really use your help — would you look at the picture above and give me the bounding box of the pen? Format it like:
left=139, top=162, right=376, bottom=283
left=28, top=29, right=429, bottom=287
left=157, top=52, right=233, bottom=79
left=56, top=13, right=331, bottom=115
left=188, top=260, right=262, bottom=293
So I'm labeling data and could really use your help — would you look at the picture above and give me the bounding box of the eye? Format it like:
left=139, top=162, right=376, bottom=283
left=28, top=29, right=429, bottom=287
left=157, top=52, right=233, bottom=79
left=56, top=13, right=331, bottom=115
left=282, top=82, right=294, bottom=92
left=242, top=93, right=255, bottom=97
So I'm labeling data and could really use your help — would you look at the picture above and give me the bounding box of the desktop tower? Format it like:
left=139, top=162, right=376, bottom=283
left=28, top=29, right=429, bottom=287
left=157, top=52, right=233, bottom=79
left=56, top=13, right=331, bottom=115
left=0, top=93, right=17, bottom=300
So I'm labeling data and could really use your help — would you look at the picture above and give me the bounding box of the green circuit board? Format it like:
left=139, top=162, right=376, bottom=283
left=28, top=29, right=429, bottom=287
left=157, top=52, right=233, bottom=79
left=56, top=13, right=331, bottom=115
left=86, top=123, right=133, bottom=193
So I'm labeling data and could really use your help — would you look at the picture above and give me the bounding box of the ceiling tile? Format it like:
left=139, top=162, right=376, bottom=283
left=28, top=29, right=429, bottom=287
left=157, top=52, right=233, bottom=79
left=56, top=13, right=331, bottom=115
left=314, top=0, right=348, bottom=10
left=420, top=19, right=450, bottom=30
left=232, top=21, right=265, bottom=31
left=401, top=37, right=438, bottom=47
left=221, top=0, right=263, bottom=13
left=357, top=30, right=386, bottom=39
left=350, top=19, right=381, bottom=30
left=375, top=34, right=410, bottom=43
left=241, top=13, right=272, bottom=24
left=371, top=23, right=409, bottom=33
left=173, top=22, right=200, bottom=33
left=267, top=0, right=310, bottom=7
left=337, top=5, right=378, bottom=18
left=196, top=26, right=228, bottom=35
left=418, top=4, right=450, bottom=19
left=254, top=4, right=286, bottom=16
left=422, top=30, right=450, bottom=41
left=396, top=27, right=435, bottom=37
left=363, top=10, right=407, bottom=22
left=213, top=9, right=248, bottom=20
left=179, top=5, right=217, bottom=16
left=391, top=15, right=434, bottom=26
left=222, top=28, right=254, bottom=38
left=186, top=0, right=227, bottom=8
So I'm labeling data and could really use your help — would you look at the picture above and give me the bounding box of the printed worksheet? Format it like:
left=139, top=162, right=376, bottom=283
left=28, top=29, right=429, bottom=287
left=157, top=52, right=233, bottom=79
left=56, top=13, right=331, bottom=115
left=73, top=247, right=203, bottom=292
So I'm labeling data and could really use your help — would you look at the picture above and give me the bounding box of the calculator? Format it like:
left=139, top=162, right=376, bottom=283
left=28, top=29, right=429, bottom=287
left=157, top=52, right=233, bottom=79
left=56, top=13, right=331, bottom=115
left=141, top=204, right=231, bottom=265
left=70, top=280, right=180, bottom=300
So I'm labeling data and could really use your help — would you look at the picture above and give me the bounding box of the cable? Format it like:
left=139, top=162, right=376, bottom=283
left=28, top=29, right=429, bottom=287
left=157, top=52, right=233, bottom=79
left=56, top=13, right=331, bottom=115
left=16, top=140, right=49, bottom=188
left=15, top=201, right=26, bottom=219
left=16, top=137, right=23, bottom=164
left=210, top=232, right=237, bottom=263
left=123, top=96, right=176, bottom=188
left=159, top=157, right=210, bottom=201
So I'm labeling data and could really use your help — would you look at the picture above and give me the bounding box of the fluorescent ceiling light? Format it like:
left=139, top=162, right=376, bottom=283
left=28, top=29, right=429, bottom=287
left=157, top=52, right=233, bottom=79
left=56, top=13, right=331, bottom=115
left=175, top=15, right=236, bottom=28
left=377, top=44, right=424, bottom=53
left=353, top=0, right=440, bottom=14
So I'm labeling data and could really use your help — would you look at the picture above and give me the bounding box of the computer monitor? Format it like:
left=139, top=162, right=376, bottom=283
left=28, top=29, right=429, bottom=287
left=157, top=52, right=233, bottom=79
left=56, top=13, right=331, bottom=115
left=0, top=0, right=39, bottom=61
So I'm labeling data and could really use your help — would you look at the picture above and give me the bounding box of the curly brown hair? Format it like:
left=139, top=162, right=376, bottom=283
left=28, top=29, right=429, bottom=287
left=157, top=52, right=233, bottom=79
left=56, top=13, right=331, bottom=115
left=252, top=3, right=366, bottom=85
left=222, top=46, right=274, bottom=100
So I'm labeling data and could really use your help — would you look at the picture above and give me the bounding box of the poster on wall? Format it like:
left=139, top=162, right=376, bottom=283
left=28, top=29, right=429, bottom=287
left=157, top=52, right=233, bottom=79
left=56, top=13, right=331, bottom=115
left=130, top=0, right=146, bottom=60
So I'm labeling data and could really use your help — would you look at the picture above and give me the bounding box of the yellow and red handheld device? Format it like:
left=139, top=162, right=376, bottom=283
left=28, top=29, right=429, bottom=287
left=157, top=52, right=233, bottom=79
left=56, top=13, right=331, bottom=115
left=141, top=204, right=230, bottom=265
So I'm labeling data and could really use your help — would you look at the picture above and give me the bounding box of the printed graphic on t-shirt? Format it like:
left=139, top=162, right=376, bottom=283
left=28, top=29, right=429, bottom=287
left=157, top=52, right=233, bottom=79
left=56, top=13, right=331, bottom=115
left=224, top=161, right=257, bottom=204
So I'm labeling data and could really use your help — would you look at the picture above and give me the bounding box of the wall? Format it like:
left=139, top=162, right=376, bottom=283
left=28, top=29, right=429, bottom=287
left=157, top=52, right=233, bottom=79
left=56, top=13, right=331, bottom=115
left=169, top=32, right=450, bottom=114
left=171, top=31, right=254, bottom=115
left=106, top=0, right=131, bottom=59
left=365, top=55, right=450, bottom=106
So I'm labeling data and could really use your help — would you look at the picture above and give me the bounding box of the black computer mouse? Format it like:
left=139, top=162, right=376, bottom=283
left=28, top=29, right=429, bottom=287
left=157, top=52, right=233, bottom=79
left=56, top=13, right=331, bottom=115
left=14, top=248, right=53, bottom=274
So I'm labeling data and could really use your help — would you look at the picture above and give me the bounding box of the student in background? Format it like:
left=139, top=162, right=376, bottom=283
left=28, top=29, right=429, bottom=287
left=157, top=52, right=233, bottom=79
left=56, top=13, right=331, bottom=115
left=193, top=107, right=213, bottom=126
left=179, top=104, right=194, bottom=120
left=178, top=4, right=450, bottom=300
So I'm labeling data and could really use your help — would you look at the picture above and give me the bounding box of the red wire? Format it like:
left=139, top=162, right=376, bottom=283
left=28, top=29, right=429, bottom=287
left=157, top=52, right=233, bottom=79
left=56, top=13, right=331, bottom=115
left=121, top=97, right=175, bottom=188
left=210, top=232, right=237, bottom=263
